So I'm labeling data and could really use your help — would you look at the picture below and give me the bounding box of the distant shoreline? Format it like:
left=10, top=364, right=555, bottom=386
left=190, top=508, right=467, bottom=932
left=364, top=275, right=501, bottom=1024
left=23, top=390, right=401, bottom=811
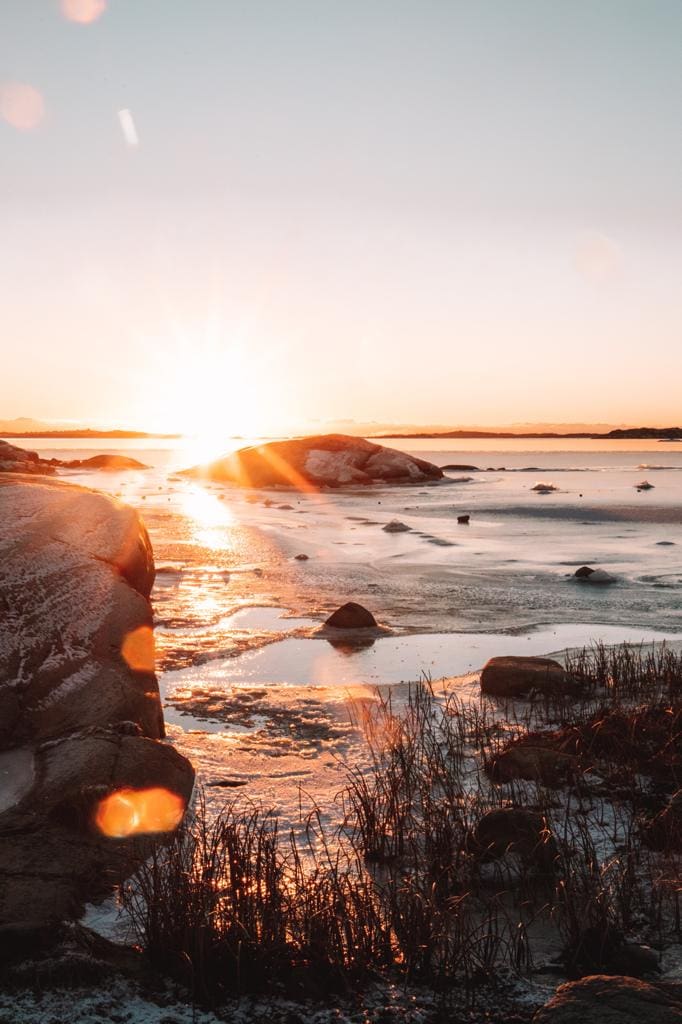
left=375, top=428, right=682, bottom=441
left=2, top=427, right=682, bottom=443
left=0, top=430, right=181, bottom=440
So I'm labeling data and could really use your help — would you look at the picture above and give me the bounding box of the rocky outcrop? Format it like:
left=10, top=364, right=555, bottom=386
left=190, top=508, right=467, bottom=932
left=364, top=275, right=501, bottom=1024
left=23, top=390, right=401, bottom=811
left=0, top=441, right=148, bottom=476
left=0, top=728, right=193, bottom=926
left=325, top=602, right=378, bottom=629
left=382, top=520, right=411, bottom=533
left=0, top=476, right=158, bottom=743
left=0, top=439, right=54, bottom=475
left=61, top=454, right=149, bottom=471
left=533, top=975, right=682, bottom=1023
left=180, top=434, right=444, bottom=489
left=0, top=476, right=194, bottom=928
left=480, top=656, right=576, bottom=698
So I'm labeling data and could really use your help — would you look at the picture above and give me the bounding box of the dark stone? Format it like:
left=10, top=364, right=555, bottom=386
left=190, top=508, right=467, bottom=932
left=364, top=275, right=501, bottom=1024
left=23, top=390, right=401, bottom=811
left=325, top=602, right=378, bottom=629
left=480, top=656, right=576, bottom=698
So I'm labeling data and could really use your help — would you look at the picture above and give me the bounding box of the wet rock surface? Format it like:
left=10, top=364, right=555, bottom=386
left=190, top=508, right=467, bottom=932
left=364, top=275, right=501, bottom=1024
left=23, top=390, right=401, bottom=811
left=0, top=476, right=194, bottom=928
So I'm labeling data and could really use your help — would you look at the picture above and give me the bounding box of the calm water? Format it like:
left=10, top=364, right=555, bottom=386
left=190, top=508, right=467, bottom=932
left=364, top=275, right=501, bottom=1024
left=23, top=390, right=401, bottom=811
left=14, top=435, right=682, bottom=693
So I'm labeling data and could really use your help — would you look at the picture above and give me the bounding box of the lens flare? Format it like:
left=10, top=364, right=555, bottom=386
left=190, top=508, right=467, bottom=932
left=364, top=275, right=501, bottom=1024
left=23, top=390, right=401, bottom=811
left=60, top=0, right=107, bottom=24
left=95, top=787, right=186, bottom=837
left=121, top=625, right=155, bottom=673
left=0, top=82, right=45, bottom=131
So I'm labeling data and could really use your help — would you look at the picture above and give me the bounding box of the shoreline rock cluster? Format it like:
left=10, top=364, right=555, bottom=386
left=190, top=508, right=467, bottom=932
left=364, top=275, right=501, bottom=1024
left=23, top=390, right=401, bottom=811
left=0, top=439, right=148, bottom=475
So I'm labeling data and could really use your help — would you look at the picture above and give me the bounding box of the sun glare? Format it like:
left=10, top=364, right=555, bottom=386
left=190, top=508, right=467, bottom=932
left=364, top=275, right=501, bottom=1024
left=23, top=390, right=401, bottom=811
left=138, top=318, right=283, bottom=459
left=94, top=787, right=185, bottom=838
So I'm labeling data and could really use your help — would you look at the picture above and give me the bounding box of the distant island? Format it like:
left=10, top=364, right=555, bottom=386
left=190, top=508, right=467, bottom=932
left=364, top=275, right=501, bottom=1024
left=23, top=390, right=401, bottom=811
left=376, top=426, right=682, bottom=441
left=0, top=429, right=181, bottom=439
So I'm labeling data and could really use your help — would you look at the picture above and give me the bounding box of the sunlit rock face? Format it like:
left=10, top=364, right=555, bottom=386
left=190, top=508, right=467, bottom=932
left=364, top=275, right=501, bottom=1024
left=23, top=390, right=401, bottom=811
left=0, top=439, right=55, bottom=475
left=0, top=476, right=194, bottom=928
left=0, top=476, right=158, bottom=743
left=182, top=433, right=444, bottom=489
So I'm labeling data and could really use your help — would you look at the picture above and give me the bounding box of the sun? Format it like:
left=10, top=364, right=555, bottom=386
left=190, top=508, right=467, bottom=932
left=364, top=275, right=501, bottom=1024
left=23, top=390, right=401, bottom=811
left=136, top=316, right=283, bottom=459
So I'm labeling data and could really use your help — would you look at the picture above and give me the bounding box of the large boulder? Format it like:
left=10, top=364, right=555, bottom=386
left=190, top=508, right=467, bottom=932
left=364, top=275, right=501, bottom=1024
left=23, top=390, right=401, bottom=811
left=480, top=656, right=575, bottom=698
left=0, top=476, right=159, bottom=743
left=533, top=975, right=682, bottom=1023
left=0, top=476, right=194, bottom=928
left=180, top=434, right=444, bottom=489
left=0, top=728, right=194, bottom=926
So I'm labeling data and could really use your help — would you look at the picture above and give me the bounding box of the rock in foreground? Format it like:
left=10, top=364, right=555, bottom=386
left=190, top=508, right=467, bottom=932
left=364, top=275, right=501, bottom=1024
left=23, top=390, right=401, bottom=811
left=533, top=974, right=682, bottom=1023
left=0, top=476, right=194, bottom=928
left=181, top=434, right=444, bottom=489
left=480, top=656, right=576, bottom=698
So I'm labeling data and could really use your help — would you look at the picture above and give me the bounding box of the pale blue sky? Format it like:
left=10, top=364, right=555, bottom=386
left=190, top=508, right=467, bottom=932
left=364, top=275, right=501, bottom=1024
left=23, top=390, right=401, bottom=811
left=1, top=1, right=681, bottom=431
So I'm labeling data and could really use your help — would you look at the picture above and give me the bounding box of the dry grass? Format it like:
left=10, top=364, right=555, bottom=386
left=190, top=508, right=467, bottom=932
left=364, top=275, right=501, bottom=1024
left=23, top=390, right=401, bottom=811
left=122, top=644, right=682, bottom=1006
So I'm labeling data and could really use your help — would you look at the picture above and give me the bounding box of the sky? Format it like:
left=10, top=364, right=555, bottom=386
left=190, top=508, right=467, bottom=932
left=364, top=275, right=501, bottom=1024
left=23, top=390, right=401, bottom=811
left=1, top=0, right=681, bottom=435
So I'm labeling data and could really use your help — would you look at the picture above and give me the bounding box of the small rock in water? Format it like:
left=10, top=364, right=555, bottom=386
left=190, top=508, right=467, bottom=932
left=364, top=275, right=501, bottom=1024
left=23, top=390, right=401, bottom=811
left=294, top=553, right=309, bottom=561
left=574, top=565, right=616, bottom=583
left=636, top=479, right=655, bottom=490
left=382, top=520, right=411, bottom=533
left=532, top=481, right=558, bottom=493
left=326, top=602, right=377, bottom=629
left=457, top=514, right=470, bottom=524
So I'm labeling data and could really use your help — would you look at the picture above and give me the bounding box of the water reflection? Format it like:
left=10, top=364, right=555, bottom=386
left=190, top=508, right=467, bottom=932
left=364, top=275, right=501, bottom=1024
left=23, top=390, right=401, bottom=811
left=325, top=635, right=377, bottom=656
left=181, top=485, right=236, bottom=551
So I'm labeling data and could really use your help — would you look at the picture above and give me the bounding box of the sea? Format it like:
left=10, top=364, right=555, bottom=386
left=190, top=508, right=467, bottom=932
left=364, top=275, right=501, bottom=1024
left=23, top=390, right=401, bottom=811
left=19, top=433, right=681, bottom=937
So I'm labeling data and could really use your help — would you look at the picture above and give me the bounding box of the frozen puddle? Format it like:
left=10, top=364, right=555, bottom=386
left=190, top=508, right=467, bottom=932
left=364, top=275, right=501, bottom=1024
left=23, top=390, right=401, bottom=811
left=162, top=622, right=679, bottom=730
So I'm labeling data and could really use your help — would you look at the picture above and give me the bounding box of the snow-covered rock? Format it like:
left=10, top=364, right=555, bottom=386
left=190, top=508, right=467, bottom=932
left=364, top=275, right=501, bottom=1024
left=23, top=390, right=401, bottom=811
left=180, top=434, right=444, bottom=489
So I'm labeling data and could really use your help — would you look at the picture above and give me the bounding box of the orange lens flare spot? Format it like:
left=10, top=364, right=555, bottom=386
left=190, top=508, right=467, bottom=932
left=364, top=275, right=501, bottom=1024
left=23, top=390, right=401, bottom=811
left=60, top=0, right=107, bottom=23
left=95, top=787, right=186, bottom=837
left=0, top=82, right=45, bottom=131
left=121, top=626, right=155, bottom=673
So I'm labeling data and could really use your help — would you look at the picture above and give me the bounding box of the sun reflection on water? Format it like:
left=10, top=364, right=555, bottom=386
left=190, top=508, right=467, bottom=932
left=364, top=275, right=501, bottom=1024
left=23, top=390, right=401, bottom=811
left=181, top=485, right=236, bottom=551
